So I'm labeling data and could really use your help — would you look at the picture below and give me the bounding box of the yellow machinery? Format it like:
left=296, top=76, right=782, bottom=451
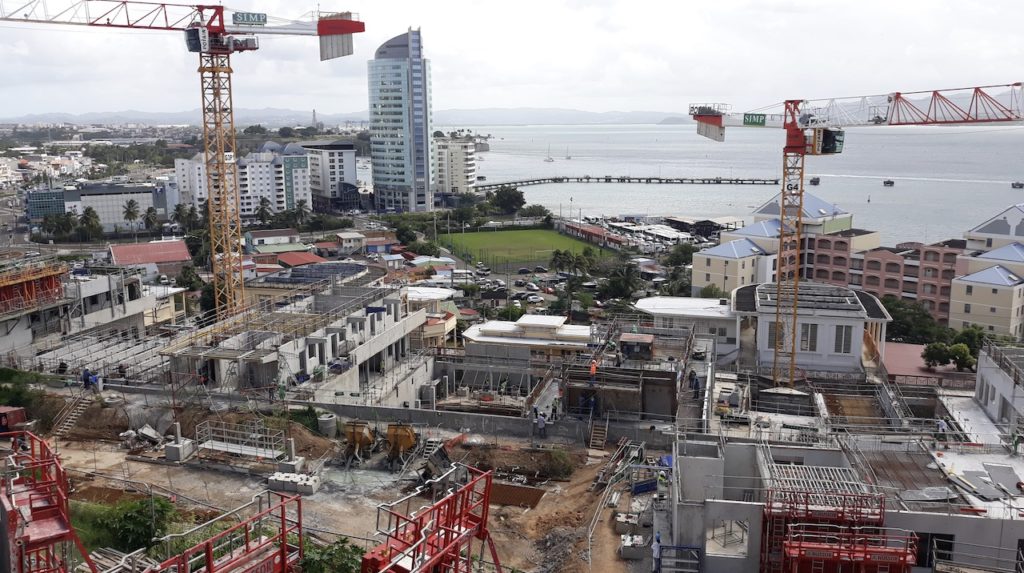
left=343, top=420, right=375, bottom=469
left=385, top=423, right=418, bottom=471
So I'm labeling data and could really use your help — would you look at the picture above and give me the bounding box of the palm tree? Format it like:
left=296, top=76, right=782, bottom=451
left=294, top=199, right=310, bottom=228
left=549, top=249, right=568, bottom=274
left=78, top=207, right=102, bottom=241
left=171, top=203, right=189, bottom=230
left=255, top=197, right=273, bottom=226
left=609, top=264, right=642, bottom=298
left=567, top=252, right=590, bottom=276
left=143, top=206, right=159, bottom=235
left=41, top=215, right=57, bottom=236
left=122, top=199, right=140, bottom=241
left=56, top=212, right=76, bottom=236
left=187, top=204, right=201, bottom=232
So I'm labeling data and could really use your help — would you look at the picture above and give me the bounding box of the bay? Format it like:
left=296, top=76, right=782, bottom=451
left=468, top=124, right=1024, bottom=246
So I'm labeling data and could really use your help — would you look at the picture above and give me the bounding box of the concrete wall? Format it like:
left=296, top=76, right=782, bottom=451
left=757, top=314, right=865, bottom=372
left=886, top=509, right=1024, bottom=573
left=703, top=499, right=763, bottom=573
left=975, top=350, right=1024, bottom=425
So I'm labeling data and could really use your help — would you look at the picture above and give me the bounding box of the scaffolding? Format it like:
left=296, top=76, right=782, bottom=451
left=195, top=419, right=286, bottom=461
left=0, top=257, right=67, bottom=320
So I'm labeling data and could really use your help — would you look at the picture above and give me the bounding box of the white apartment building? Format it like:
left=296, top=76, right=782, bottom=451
left=433, top=135, right=476, bottom=199
left=174, top=142, right=312, bottom=219
left=300, top=140, right=359, bottom=213
left=63, top=183, right=163, bottom=232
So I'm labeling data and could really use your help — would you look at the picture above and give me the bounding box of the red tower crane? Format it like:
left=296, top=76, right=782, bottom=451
left=0, top=0, right=366, bottom=319
left=691, top=83, right=1023, bottom=386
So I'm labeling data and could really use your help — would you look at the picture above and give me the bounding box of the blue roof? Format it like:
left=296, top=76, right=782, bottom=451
left=700, top=238, right=767, bottom=259
left=731, top=219, right=789, bottom=238
left=977, top=242, right=1024, bottom=263
left=754, top=192, right=847, bottom=219
left=959, top=265, right=1024, bottom=286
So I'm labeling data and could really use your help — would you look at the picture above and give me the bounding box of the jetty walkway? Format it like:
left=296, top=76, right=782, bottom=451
left=474, top=175, right=779, bottom=192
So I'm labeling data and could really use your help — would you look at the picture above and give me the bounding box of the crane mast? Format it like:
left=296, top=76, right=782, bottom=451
left=0, top=0, right=365, bottom=319
left=691, top=83, right=1023, bottom=386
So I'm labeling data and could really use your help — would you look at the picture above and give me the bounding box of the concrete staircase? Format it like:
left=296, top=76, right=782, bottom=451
left=53, top=394, right=90, bottom=438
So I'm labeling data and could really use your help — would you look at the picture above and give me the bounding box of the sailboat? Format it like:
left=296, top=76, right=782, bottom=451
left=565, top=147, right=572, bottom=160
left=544, top=144, right=555, bottom=162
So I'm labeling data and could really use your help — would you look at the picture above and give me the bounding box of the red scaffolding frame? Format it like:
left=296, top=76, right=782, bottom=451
left=1, top=431, right=96, bottom=573
left=783, top=523, right=918, bottom=573
left=361, top=466, right=503, bottom=573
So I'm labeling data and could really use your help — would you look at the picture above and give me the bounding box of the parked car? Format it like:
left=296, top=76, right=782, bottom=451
left=514, top=279, right=526, bottom=287
left=543, top=287, right=555, bottom=294
left=512, top=300, right=522, bottom=308
left=534, top=266, right=548, bottom=273
left=525, top=283, right=540, bottom=292
left=527, top=294, right=544, bottom=304
left=518, top=267, right=531, bottom=275
left=494, top=279, right=506, bottom=288
left=512, top=292, right=529, bottom=301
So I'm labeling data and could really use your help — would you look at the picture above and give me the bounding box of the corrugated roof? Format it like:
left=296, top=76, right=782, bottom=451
left=248, top=228, right=298, bottom=239
left=753, top=192, right=847, bottom=219
left=977, top=242, right=1024, bottom=263
left=110, top=240, right=191, bottom=265
left=731, top=219, right=787, bottom=238
left=958, top=265, right=1024, bottom=286
left=277, top=252, right=327, bottom=268
left=254, top=243, right=310, bottom=254
left=699, top=238, right=766, bottom=259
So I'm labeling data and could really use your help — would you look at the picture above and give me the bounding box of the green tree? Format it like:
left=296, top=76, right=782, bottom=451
left=452, top=206, right=475, bottom=228
left=176, top=265, right=204, bottom=291
left=921, top=342, right=951, bottom=369
left=255, top=196, right=273, bottom=226
left=948, top=343, right=977, bottom=372
left=699, top=284, right=725, bottom=299
left=491, top=186, right=526, bottom=214
left=549, top=249, right=569, bottom=273
left=122, top=198, right=140, bottom=240
left=243, top=124, right=268, bottom=135
left=78, top=207, right=103, bottom=241
left=186, top=204, right=201, bottom=232
left=294, top=199, right=311, bottom=227
left=602, top=264, right=642, bottom=299
left=519, top=204, right=551, bottom=218
left=880, top=296, right=947, bottom=344
left=143, top=206, right=159, bottom=234
left=299, top=126, right=318, bottom=138
left=407, top=241, right=440, bottom=257
left=395, top=224, right=417, bottom=245
left=278, top=126, right=295, bottom=138
left=660, top=265, right=691, bottom=296
left=301, top=537, right=363, bottom=573
left=100, top=497, right=177, bottom=552
left=497, top=305, right=524, bottom=321
left=664, top=243, right=698, bottom=267
left=171, top=203, right=189, bottom=230
left=952, top=325, right=986, bottom=357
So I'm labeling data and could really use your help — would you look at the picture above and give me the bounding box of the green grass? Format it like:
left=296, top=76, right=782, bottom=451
left=441, top=229, right=604, bottom=267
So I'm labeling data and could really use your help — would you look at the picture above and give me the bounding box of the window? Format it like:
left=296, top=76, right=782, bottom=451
left=987, top=238, right=993, bottom=247
left=993, top=288, right=999, bottom=295
left=992, top=307, right=997, bottom=313
left=767, top=322, right=777, bottom=347
left=966, top=285, right=973, bottom=295
left=965, top=303, right=972, bottom=313
left=706, top=258, right=711, bottom=267
left=800, top=323, right=818, bottom=352
left=835, top=325, right=853, bottom=354
left=705, top=273, right=711, bottom=281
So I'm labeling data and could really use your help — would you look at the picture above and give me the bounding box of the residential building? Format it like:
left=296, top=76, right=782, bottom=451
left=949, top=265, right=1024, bottom=337
left=732, top=282, right=890, bottom=373
left=634, top=296, right=740, bottom=362
left=368, top=28, right=434, bottom=212
left=964, top=203, right=1024, bottom=251
left=244, top=229, right=301, bottom=252
left=175, top=143, right=312, bottom=218
left=691, top=238, right=774, bottom=296
left=335, top=231, right=366, bottom=255
left=276, top=252, right=328, bottom=269
left=300, top=140, right=359, bottom=213
left=432, top=135, right=476, bottom=203
left=407, top=286, right=458, bottom=348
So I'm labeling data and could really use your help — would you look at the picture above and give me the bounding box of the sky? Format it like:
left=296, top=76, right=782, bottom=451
left=1, top=0, right=1022, bottom=116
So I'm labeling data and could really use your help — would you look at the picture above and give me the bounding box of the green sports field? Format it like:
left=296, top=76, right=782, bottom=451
left=441, top=229, right=604, bottom=267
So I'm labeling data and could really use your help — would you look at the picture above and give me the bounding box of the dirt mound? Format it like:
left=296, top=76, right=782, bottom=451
left=67, top=402, right=130, bottom=440
left=458, top=445, right=585, bottom=479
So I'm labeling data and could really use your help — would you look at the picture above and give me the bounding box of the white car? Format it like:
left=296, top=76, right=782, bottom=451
left=512, top=300, right=522, bottom=308
left=525, top=283, right=540, bottom=292
left=527, top=294, right=543, bottom=304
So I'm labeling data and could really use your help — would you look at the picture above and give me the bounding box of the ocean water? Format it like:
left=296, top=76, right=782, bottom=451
left=469, top=124, right=1024, bottom=246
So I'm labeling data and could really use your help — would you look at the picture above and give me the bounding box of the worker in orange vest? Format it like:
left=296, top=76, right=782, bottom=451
left=589, top=359, right=597, bottom=386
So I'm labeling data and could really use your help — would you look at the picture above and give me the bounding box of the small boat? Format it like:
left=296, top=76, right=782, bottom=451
left=808, top=176, right=820, bottom=186
left=565, top=147, right=572, bottom=160
left=544, top=144, right=554, bottom=162
left=867, top=195, right=871, bottom=203
left=1012, top=181, right=1024, bottom=189
left=882, top=179, right=895, bottom=187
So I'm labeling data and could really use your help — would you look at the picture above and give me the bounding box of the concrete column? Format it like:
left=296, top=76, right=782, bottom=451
left=287, top=438, right=296, bottom=461
left=174, top=422, right=181, bottom=444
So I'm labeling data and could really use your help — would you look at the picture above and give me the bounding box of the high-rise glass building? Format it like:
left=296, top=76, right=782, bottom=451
left=368, top=28, right=434, bottom=212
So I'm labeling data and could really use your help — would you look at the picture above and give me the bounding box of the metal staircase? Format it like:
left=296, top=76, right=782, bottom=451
left=52, top=393, right=90, bottom=439
left=588, top=416, right=608, bottom=449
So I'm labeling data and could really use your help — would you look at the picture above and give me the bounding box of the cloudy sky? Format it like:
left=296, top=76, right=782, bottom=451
left=1, top=0, right=1021, bottom=115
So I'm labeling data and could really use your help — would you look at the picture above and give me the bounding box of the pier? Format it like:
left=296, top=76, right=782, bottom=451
left=474, top=175, right=779, bottom=192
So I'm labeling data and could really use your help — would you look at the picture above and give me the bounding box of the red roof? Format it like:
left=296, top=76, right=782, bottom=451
left=314, top=241, right=340, bottom=248
left=110, top=240, right=191, bottom=265
left=459, top=308, right=480, bottom=316
left=277, top=252, right=328, bottom=268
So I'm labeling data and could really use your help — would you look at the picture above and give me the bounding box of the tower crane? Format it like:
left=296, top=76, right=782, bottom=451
left=690, top=83, right=1024, bottom=386
left=0, top=0, right=365, bottom=318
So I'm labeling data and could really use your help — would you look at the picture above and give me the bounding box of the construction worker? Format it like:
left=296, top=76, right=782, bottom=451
left=651, top=531, right=662, bottom=573
left=589, top=359, right=598, bottom=386
left=689, top=370, right=700, bottom=400
left=936, top=418, right=949, bottom=449
left=537, top=412, right=547, bottom=439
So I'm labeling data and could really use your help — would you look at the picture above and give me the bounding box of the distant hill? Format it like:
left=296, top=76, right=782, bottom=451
left=657, top=116, right=691, bottom=125
left=1, top=107, right=686, bottom=127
